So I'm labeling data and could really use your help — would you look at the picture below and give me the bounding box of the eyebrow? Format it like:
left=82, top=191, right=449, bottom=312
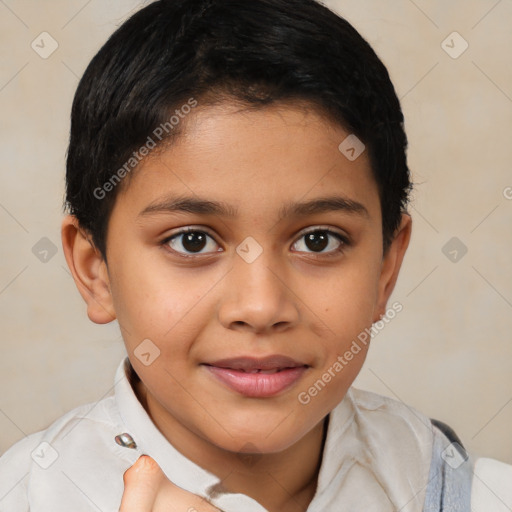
left=138, top=194, right=369, bottom=220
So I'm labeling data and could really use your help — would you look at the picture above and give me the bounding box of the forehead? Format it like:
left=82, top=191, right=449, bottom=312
left=113, top=103, right=380, bottom=222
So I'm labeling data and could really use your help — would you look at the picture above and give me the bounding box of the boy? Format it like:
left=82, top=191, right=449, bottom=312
left=1, top=0, right=511, bottom=510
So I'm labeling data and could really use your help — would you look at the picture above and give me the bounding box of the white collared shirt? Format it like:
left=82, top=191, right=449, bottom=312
left=1, top=356, right=510, bottom=511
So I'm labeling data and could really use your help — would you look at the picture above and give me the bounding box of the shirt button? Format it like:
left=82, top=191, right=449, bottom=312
left=115, top=432, right=137, bottom=449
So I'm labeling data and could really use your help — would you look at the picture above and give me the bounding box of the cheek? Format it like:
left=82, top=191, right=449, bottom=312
left=108, top=251, right=214, bottom=348
left=318, top=260, right=381, bottom=327
left=305, top=254, right=381, bottom=392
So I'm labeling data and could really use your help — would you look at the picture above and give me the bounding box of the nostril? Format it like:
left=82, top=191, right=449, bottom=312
left=274, top=321, right=288, bottom=329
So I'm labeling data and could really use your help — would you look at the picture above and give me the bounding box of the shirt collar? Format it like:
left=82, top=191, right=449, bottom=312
left=114, top=356, right=366, bottom=510
left=115, top=356, right=269, bottom=511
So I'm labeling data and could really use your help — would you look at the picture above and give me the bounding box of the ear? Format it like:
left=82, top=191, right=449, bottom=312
left=373, top=213, right=412, bottom=322
left=61, top=215, right=116, bottom=324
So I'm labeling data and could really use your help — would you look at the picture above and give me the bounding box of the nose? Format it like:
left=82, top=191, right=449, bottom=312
left=217, top=249, right=300, bottom=335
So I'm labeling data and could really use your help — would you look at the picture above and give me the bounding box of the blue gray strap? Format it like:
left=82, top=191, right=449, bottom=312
left=422, top=419, right=473, bottom=511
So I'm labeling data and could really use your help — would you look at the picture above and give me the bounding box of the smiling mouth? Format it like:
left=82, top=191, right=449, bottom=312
left=201, top=355, right=309, bottom=397
left=204, top=354, right=308, bottom=372
left=208, top=367, right=292, bottom=374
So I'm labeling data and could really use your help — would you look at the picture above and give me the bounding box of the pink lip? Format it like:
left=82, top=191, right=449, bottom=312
left=202, top=355, right=309, bottom=398
left=205, top=355, right=305, bottom=371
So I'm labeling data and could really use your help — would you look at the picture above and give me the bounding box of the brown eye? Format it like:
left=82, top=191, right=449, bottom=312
left=304, top=231, right=329, bottom=252
left=181, top=231, right=208, bottom=252
left=163, top=229, right=220, bottom=256
left=292, top=228, right=348, bottom=255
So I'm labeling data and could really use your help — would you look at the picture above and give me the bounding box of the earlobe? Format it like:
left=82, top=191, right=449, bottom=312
left=374, top=213, right=412, bottom=322
left=61, top=215, right=116, bottom=324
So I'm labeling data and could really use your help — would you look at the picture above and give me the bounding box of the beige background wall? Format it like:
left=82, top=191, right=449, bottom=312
left=1, top=0, right=511, bottom=465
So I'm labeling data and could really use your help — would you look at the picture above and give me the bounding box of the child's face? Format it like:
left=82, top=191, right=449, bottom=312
left=71, top=102, right=410, bottom=455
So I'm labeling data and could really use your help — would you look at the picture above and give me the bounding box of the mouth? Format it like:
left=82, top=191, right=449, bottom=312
left=201, top=355, right=309, bottom=397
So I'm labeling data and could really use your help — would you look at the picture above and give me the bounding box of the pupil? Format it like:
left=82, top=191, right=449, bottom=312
left=183, top=232, right=206, bottom=252
left=305, top=231, right=328, bottom=252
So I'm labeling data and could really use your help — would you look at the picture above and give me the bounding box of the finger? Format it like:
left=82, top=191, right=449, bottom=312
left=119, top=455, right=166, bottom=511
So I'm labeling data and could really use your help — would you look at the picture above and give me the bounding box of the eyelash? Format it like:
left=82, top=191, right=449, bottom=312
left=160, top=226, right=350, bottom=259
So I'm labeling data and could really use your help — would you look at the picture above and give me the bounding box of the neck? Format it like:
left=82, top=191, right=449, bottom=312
left=134, top=378, right=328, bottom=512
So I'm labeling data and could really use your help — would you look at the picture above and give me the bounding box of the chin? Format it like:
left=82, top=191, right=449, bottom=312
left=204, top=424, right=307, bottom=456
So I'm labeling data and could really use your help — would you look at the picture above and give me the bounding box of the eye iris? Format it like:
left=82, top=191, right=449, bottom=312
left=183, top=232, right=207, bottom=252
left=305, top=231, right=329, bottom=252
